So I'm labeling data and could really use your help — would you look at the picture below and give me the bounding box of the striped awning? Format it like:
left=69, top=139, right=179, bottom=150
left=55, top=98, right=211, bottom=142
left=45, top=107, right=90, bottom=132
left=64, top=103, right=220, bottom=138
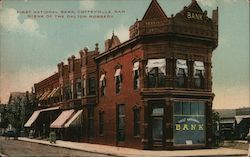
left=64, top=110, right=83, bottom=128
left=24, top=106, right=60, bottom=127
left=39, top=90, right=51, bottom=101
left=47, top=87, right=60, bottom=98
left=235, top=115, right=250, bottom=124
left=50, top=109, right=75, bottom=128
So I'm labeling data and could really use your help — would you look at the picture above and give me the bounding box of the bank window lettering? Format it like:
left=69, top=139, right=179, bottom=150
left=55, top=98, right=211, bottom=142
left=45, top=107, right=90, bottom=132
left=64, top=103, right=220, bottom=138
left=174, top=102, right=205, bottom=145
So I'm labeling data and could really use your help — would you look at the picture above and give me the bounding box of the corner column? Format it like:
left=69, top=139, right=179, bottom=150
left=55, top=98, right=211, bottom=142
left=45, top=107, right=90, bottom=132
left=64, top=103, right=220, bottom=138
left=165, top=99, right=174, bottom=149
left=206, top=100, right=213, bottom=148
left=141, top=99, right=150, bottom=149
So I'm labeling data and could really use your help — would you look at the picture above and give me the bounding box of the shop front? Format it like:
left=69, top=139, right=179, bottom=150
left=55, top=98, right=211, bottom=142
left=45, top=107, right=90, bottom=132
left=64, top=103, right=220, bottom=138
left=146, top=99, right=209, bottom=150
left=173, top=101, right=206, bottom=146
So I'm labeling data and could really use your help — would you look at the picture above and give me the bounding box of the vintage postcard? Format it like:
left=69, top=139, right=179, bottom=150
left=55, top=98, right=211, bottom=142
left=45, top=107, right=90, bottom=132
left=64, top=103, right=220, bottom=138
left=0, top=0, right=249, bottom=156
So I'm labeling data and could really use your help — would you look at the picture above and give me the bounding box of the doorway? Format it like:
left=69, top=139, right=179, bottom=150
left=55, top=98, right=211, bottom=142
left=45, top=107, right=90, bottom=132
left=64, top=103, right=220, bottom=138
left=151, top=104, right=164, bottom=148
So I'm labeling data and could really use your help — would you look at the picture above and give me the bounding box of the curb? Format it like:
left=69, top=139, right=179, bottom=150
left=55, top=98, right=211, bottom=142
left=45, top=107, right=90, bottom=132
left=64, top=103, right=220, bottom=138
left=17, top=138, right=248, bottom=157
left=18, top=138, right=124, bottom=157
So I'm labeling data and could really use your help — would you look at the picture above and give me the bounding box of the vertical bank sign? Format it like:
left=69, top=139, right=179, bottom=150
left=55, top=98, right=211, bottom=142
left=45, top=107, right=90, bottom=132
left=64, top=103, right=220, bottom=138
left=174, top=116, right=205, bottom=145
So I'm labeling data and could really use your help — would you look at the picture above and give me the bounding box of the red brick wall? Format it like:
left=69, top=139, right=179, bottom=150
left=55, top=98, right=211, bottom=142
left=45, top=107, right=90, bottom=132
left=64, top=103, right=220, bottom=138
left=35, top=73, right=59, bottom=94
left=94, top=48, right=144, bottom=148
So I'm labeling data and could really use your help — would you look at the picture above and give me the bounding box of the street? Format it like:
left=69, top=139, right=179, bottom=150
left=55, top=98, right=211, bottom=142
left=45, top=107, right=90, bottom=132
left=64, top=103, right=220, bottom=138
left=0, top=136, right=112, bottom=157
left=0, top=136, right=248, bottom=157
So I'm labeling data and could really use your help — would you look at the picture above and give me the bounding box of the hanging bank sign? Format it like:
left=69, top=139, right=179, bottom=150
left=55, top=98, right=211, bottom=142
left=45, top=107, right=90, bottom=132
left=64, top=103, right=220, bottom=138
left=186, top=11, right=203, bottom=20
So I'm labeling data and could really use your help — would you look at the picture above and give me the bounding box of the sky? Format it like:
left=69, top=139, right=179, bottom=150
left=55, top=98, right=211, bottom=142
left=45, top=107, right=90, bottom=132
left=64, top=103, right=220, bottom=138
left=0, top=0, right=249, bottom=109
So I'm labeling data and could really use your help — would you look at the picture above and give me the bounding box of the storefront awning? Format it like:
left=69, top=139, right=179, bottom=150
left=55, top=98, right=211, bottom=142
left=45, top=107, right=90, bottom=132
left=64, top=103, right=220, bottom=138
left=50, top=109, right=75, bottom=128
left=220, top=119, right=235, bottom=124
left=48, top=87, right=60, bottom=98
left=46, top=88, right=56, bottom=98
left=64, top=110, right=83, bottom=128
left=235, top=115, right=250, bottom=124
left=24, top=106, right=60, bottom=127
left=24, top=111, right=40, bottom=127
left=39, top=90, right=51, bottom=101
left=36, top=92, right=43, bottom=99
left=146, top=58, right=166, bottom=75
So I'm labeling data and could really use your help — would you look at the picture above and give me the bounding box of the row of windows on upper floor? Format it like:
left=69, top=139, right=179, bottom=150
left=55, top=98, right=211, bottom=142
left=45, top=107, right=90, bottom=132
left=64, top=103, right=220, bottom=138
left=99, top=58, right=206, bottom=96
left=54, top=58, right=207, bottom=101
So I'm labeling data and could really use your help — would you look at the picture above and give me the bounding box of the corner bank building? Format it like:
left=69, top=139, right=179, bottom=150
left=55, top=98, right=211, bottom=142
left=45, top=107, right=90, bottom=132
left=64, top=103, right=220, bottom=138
left=25, top=0, right=218, bottom=150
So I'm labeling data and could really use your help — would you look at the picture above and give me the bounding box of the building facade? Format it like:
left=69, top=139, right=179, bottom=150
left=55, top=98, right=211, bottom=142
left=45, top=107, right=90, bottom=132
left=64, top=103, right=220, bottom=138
left=25, top=0, right=218, bottom=150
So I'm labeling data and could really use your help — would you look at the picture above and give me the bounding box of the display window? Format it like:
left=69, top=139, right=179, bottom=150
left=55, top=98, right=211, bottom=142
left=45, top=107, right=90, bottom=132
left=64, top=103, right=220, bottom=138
left=174, top=102, right=205, bottom=145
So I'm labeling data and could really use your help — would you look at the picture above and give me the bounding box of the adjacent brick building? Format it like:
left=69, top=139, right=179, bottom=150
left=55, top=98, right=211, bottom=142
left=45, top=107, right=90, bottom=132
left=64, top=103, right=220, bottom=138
left=25, top=0, right=218, bottom=150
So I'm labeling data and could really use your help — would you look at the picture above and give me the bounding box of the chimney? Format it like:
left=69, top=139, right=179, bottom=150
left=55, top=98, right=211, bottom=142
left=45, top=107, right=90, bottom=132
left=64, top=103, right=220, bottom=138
left=212, top=7, right=218, bottom=25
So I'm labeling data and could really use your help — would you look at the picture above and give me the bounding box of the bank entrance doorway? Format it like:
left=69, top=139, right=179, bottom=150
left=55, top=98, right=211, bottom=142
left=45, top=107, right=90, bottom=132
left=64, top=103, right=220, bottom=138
left=150, top=104, right=164, bottom=148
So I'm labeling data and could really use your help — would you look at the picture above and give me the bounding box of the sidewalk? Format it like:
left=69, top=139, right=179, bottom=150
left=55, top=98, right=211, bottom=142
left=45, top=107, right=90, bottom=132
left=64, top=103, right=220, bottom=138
left=18, top=137, right=248, bottom=157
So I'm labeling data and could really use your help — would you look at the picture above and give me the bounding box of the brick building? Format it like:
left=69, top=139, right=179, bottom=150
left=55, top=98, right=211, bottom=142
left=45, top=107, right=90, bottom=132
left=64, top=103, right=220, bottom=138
left=25, top=0, right=218, bottom=150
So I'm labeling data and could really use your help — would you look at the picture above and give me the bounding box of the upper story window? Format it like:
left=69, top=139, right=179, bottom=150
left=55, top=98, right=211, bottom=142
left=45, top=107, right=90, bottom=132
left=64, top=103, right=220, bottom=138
left=114, top=68, right=122, bottom=94
left=70, top=80, right=74, bottom=99
left=64, top=84, right=71, bottom=100
left=146, top=59, right=166, bottom=88
left=99, top=74, right=106, bottom=96
left=82, top=76, right=86, bottom=96
left=176, top=59, right=188, bottom=88
left=60, top=85, right=63, bottom=101
left=88, top=77, right=96, bottom=95
left=133, top=62, right=140, bottom=90
left=193, top=61, right=205, bottom=88
left=76, top=79, right=82, bottom=99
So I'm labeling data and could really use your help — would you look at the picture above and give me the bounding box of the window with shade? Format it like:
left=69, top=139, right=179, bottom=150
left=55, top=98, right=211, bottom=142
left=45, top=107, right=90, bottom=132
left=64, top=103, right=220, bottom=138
left=99, top=74, right=106, bottom=96
left=76, top=79, right=82, bottom=99
left=133, top=62, right=139, bottom=90
left=176, top=59, right=188, bottom=88
left=193, top=61, right=205, bottom=89
left=146, top=59, right=166, bottom=88
left=114, top=69, right=122, bottom=94
left=82, top=77, right=86, bottom=96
